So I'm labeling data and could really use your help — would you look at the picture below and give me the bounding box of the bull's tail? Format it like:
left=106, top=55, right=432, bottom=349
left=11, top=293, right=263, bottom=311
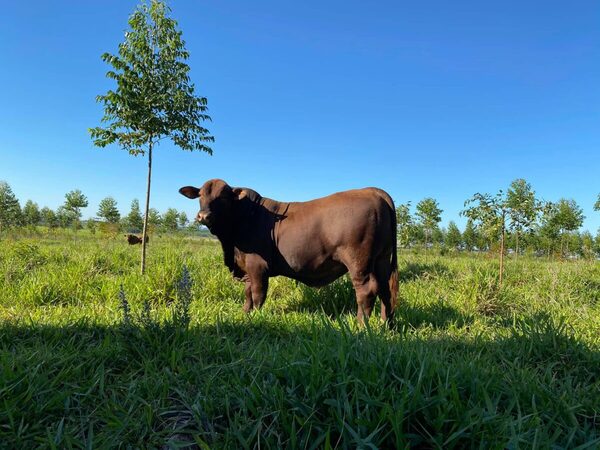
left=389, top=203, right=399, bottom=309
left=376, top=189, right=399, bottom=310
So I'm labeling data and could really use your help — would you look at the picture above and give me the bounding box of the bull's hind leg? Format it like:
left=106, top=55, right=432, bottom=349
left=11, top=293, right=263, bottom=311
left=350, top=271, right=378, bottom=325
left=375, top=257, right=395, bottom=325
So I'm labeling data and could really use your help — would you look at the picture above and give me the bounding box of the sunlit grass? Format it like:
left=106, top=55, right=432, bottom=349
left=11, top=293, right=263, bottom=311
left=0, top=231, right=599, bottom=448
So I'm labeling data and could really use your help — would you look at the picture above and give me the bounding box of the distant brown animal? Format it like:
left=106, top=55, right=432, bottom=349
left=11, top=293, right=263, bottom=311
left=126, top=234, right=149, bottom=245
left=179, top=179, right=398, bottom=324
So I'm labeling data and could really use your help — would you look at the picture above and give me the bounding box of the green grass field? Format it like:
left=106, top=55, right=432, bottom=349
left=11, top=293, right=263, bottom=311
left=1, top=231, right=599, bottom=448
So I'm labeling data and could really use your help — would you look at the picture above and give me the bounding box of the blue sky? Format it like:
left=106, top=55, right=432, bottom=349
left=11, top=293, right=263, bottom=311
left=1, top=0, right=599, bottom=231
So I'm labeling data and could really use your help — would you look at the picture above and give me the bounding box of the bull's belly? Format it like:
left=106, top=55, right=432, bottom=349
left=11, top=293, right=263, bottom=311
left=282, top=259, right=348, bottom=287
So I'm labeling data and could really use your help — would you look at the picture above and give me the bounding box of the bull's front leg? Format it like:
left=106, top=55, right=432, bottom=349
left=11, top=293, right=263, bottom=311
left=249, top=271, right=269, bottom=310
left=241, top=256, right=269, bottom=312
left=243, top=277, right=253, bottom=313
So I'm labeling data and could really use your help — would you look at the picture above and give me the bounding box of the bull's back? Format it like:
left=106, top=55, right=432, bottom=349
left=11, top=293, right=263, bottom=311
left=288, top=187, right=392, bottom=236
left=274, top=188, right=394, bottom=277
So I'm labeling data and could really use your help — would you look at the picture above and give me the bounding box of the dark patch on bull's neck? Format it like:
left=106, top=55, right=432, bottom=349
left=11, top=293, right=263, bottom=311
left=214, top=189, right=289, bottom=277
left=212, top=197, right=259, bottom=276
left=211, top=227, right=235, bottom=274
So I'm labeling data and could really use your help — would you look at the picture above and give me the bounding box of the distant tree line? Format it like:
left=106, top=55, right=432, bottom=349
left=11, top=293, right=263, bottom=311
left=396, top=179, right=599, bottom=260
left=2, top=178, right=599, bottom=259
left=0, top=181, right=198, bottom=235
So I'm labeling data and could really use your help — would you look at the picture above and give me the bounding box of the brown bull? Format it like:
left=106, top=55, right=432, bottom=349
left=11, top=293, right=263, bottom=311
left=179, top=179, right=398, bottom=324
left=126, top=234, right=149, bottom=245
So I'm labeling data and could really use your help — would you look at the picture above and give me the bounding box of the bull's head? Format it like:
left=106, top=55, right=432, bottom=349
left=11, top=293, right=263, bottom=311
left=179, top=179, right=247, bottom=233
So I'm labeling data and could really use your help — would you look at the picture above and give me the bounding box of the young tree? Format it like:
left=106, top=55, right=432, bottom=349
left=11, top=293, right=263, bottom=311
left=64, top=189, right=88, bottom=228
left=143, top=208, right=162, bottom=234
left=506, top=178, right=539, bottom=257
left=162, top=208, right=179, bottom=231
left=146, top=208, right=162, bottom=227
left=187, top=220, right=200, bottom=232
left=56, top=206, right=76, bottom=228
left=178, top=211, right=188, bottom=228
left=446, top=221, right=462, bottom=250
left=415, top=198, right=443, bottom=249
left=0, top=181, right=22, bottom=231
left=462, top=191, right=510, bottom=285
left=538, top=201, right=560, bottom=258
left=40, top=207, right=58, bottom=228
left=126, top=199, right=144, bottom=231
left=463, top=219, right=478, bottom=251
left=97, top=197, right=121, bottom=223
left=594, top=193, right=600, bottom=212
left=90, top=0, right=214, bottom=274
left=395, top=202, right=414, bottom=248
left=409, top=224, right=424, bottom=246
left=432, top=226, right=445, bottom=246
left=570, top=232, right=585, bottom=259
left=552, top=199, right=584, bottom=256
left=22, top=200, right=41, bottom=227
left=580, top=231, right=595, bottom=259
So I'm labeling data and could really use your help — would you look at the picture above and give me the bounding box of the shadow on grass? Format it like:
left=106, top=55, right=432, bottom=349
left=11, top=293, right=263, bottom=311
left=396, top=298, right=474, bottom=329
left=1, top=311, right=599, bottom=449
left=287, top=276, right=356, bottom=317
left=283, top=274, right=472, bottom=330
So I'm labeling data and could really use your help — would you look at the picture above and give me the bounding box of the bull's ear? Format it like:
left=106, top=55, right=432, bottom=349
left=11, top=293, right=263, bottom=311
left=179, top=186, right=200, bottom=199
left=232, top=187, right=247, bottom=201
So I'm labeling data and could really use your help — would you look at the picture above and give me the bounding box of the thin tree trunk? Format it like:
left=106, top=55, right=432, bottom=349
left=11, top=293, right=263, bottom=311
left=499, top=214, right=505, bottom=287
left=560, top=233, right=564, bottom=258
left=515, top=230, right=519, bottom=259
left=140, top=140, right=153, bottom=275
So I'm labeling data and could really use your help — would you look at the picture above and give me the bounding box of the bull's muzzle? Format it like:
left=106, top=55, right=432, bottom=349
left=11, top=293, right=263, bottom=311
left=196, top=211, right=212, bottom=227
